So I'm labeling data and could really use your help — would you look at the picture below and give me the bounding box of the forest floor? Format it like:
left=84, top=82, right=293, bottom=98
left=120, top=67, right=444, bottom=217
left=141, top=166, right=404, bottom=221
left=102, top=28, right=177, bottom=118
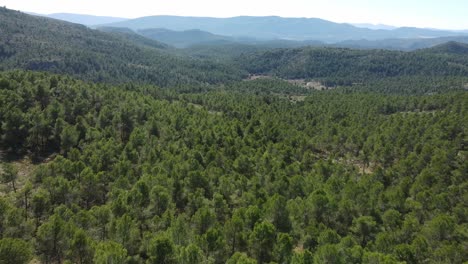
left=0, top=156, right=35, bottom=195
left=0, top=152, right=56, bottom=196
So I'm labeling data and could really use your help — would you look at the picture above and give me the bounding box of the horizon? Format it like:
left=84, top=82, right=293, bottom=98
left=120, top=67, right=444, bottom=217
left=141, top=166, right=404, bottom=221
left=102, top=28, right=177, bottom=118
left=2, top=0, right=468, bottom=30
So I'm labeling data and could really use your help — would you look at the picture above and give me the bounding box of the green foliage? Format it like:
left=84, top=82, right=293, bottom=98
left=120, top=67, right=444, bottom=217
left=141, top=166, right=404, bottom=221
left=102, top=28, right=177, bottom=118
left=148, top=234, right=176, bottom=264
left=0, top=163, right=17, bottom=192
left=227, top=252, right=258, bottom=264
left=237, top=46, right=468, bottom=92
left=93, top=241, right=128, bottom=264
left=250, top=221, right=276, bottom=263
left=0, top=238, right=33, bottom=264
left=0, top=70, right=466, bottom=263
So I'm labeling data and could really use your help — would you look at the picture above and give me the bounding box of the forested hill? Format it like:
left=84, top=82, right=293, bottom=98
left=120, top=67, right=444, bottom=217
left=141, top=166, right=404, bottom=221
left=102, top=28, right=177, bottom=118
left=96, top=27, right=171, bottom=50
left=0, top=70, right=467, bottom=263
left=426, top=41, right=468, bottom=55
left=236, top=46, right=468, bottom=84
left=0, top=8, right=245, bottom=86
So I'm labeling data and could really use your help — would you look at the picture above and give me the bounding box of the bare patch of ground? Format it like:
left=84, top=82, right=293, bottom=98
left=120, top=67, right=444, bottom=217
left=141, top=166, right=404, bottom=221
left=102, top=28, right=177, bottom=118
left=245, top=75, right=332, bottom=91
left=246, top=75, right=272, bottom=81
left=0, top=153, right=56, bottom=195
left=188, top=102, right=223, bottom=115
left=277, top=94, right=307, bottom=102
left=332, top=157, right=375, bottom=174
left=286, top=79, right=330, bottom=91
left=294, top=244, right=304, bottom=254
left=0, top=157, right=35, bottom=195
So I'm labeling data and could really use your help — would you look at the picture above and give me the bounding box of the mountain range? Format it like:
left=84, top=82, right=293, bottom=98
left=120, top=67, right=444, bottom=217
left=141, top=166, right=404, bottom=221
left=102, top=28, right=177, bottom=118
left=40, top=13, right=128, bottom=25
left=98, top=26, right=468, bottom=51
left=25, top=12, right=468, bottom=47
left=99, top=15, right=468, bottom=42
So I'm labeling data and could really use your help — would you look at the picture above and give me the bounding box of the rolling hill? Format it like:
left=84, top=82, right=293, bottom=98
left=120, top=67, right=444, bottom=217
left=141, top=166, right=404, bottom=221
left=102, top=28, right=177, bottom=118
left=97, top=26, right=170, bottom=49
left=137, top=28, right=232, bottom=48
left=334, top=36, right=468, bottom=51
left=426, top=41, right=468, bottom=55
left=236, top=45, right=468, bottom=84
left=0, top=8, right=245, bottom=86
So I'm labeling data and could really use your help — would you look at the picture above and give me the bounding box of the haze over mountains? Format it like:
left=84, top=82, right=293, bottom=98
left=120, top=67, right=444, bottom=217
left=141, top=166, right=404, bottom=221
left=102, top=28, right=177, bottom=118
left=26, top=12, right=467, bottom=51
left=99, top=15, right=468, bottom=43
left=39, top=13, right=129, bottom=26
left=351, top=23, right=397, bottom=30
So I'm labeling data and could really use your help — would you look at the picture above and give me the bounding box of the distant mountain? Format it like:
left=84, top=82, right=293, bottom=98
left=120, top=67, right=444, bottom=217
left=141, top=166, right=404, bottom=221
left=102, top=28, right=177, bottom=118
left=137, top=28, right=232, bottom=48
left=135, top=27, right=326, bottom=48
left=0, top=8, right=244, bottom=86
left=97, top=27, right=170, bottom=49
left=352, top=23, right=397, bottom=30
left=135, top=26, right=467, bottom=51
left=100, top=15, right=468, bottom=42
left=46, top=13, right=128, bottom=26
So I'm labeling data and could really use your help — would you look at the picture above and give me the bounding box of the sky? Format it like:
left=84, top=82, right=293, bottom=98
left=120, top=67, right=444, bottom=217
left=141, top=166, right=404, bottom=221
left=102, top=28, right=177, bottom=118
left=1, top=0, right=468, bottom=30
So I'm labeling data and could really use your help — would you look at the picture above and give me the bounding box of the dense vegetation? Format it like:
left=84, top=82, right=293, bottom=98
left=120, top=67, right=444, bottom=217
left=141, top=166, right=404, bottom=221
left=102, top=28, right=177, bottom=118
left=0, top=70, right=466, bottom=263
left=0, top=7, right=467, bottom=264
left=0, top=8, right=245, bottom=87
left=236, top=45, right=468, bottom=86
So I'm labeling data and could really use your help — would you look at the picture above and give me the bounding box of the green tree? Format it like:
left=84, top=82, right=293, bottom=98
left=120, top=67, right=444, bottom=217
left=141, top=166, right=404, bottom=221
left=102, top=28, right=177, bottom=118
left=250, top=221, right=276, bottom=263
left=93, top=241, right=127, bottom=264
left=60, top=124, right=79, bottom=154
left=314, top=244, right=344, bottom=264
left=1, top=163, right=18, bottom=193
left=0, top=238, right=33, bottom=264
left=179, top=243, right=204, bottom=264
left=69, top=228, right=93, bottom=264
left=227, top=252, right=257, bottom=264
left=31, top=188, right=51, bottom=228
left=274, top=233, right=293, bottom=264
left=148, top=234, right=175, bottom=264
left=36, top=214, right=69, bottom=263
left=351, top=216, right=377, bottom=246
left=267, top=194, right=292, bottom=233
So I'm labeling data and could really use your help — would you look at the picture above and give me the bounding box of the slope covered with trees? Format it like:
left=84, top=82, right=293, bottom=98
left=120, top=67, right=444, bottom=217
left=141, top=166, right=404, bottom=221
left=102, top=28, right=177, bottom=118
left=0, top=8, right=245, bottom=87
left=1, top=6, right=467, bottom=264
left=236, top=46, right=468, bottom=87
left=0, top=70, right=466, bottom=263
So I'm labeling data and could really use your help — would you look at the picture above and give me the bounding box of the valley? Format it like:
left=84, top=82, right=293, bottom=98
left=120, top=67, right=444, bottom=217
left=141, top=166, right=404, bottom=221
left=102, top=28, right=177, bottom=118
left=0, top=6, right=467, bottom=264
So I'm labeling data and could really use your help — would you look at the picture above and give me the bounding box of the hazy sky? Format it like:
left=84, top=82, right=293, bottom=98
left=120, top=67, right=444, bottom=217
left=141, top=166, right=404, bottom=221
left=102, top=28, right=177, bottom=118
left=2, top=0, right=468, bottom=30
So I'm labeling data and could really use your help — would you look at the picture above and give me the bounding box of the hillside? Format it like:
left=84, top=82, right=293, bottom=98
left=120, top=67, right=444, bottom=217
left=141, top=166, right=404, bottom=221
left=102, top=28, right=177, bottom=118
left=97, top=26, right=170, bottom=49
left=137, top=28, right=232, bottom=48
left=0, top=8, right=245, bottom=86
left=236, top=46, right=468, bottom=85
left=100, top=15, right=468, bottom=42
left=426, top=41, right=468, bottom=55
left=334, top=36, right=468, bottom=51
